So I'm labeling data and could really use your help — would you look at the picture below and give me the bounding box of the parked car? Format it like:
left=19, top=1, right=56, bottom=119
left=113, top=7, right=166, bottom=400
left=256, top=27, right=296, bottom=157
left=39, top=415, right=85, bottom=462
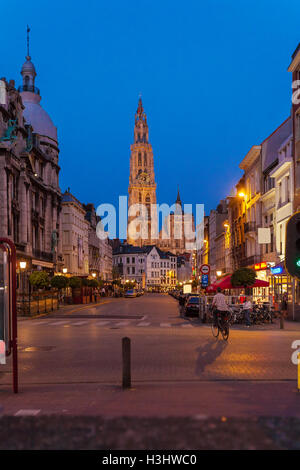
left=184, top=296, right=200, bottom=317
left=124, top=289, right=137, bottom=298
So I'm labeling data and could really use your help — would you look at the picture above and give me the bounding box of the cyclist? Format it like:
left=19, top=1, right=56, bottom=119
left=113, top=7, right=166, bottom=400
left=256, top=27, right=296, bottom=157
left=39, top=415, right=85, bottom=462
left=212, top=287, right=230, bottom=326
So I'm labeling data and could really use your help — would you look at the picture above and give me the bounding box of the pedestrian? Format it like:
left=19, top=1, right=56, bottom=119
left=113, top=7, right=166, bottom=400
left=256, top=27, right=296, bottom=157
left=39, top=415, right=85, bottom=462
left=242, top=296, right=252, bottom=327
left=281, top=292, right=288, bottom=319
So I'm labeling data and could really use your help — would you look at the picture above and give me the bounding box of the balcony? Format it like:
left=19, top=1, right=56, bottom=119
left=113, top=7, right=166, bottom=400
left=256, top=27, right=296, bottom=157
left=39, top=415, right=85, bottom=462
left=32, top=249, right=53, bottom=262
left=244, top=222, right=256, bottom=234
left=240, top=255, right=261, bottom=267
left=18, top=85, right=40, bottom=95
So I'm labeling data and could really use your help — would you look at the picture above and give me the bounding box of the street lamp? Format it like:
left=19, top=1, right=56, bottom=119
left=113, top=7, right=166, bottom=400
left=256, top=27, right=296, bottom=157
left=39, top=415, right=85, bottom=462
left=62, top=267, right=68, bottom=274
left=20, top=261, right=27, bottom=270
left=216, top=270, right=222, bottom=277
left=92, top=273, right=96, bottom=278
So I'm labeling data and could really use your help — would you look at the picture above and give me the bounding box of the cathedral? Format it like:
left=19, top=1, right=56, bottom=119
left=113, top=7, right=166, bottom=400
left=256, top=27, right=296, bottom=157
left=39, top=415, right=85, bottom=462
left=127, top=98, right=195, bottom=255
left=127, top=97, right=157, bottom=247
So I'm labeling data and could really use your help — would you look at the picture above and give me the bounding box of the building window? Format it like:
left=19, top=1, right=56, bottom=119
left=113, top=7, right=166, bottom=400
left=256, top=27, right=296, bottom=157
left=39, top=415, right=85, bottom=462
left=138, top=153, right=142, bottom=166
left=270, top=232, right=274, bottom=252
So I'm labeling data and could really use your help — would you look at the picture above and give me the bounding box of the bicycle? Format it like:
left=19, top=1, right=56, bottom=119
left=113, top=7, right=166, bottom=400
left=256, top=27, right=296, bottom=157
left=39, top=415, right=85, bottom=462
left=211, top=309, right=232, bottom=341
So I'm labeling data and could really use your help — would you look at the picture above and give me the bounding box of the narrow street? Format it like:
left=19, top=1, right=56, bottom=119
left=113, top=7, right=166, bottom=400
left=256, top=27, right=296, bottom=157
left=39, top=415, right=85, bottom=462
left=1, top=294, right=300, bottom=418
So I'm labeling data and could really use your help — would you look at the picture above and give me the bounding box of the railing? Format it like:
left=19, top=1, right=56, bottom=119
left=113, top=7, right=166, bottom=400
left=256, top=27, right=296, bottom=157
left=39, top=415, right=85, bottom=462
left=18, top=85, right=40, bottom=95
left=15, top=242, right=26, bottom=252
left=17, top=290, right=58, bottom=316
left=239, top=255, right=261, bottom=267
left=32, top=249, right=53, bottom=262
left=244, top=222, right=257, bottom=233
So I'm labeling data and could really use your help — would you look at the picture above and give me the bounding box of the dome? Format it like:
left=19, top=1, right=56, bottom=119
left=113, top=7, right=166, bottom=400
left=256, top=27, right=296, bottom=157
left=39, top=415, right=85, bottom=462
left=22, top=96, right=58, bottom=142
left=19, top=52, right=58, bottom=144
left=21, top=56, right=36, bottom=77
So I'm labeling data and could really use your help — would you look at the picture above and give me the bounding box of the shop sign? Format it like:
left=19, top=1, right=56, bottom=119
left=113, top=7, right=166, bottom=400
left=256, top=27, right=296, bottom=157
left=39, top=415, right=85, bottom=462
left=254, top=262, right=267, bottom=271
left=270, top=266, right=283, bottom=275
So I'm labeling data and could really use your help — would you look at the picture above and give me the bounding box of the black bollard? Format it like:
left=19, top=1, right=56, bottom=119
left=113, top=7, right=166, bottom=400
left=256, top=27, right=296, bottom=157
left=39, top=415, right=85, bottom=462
left=280, top=314, right=284, bottom=329
left=122, top=337, right=131, bottom=389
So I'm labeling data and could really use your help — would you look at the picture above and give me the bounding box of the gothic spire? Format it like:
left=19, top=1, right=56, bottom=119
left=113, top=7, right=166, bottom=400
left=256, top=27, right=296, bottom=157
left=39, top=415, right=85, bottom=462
left=137, top=96, right=144, bottom=117
left=176, top=186, right=182, bottom=207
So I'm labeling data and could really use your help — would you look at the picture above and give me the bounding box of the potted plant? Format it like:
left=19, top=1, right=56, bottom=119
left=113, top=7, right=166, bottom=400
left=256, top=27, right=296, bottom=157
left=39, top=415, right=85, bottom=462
left=69, top=276, right=82, bottom=304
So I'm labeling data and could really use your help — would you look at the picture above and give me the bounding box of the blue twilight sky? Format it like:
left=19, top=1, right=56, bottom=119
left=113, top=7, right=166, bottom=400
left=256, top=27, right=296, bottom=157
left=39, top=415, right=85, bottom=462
left=1, top=0, right=299, bottom=229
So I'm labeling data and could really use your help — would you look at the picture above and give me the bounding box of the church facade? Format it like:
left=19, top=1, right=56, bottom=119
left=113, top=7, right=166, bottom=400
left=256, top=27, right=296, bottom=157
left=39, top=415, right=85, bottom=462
left=127, top=98, right=195, bottom=255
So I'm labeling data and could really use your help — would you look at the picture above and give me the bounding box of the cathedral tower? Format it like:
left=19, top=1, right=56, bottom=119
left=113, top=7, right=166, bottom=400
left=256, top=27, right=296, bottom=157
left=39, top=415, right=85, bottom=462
left=127, top=98, right=157, bottom=246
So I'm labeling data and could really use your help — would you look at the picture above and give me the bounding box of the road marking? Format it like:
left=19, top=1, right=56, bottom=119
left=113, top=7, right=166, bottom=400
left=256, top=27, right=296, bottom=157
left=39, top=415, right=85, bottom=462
left=15, top=409, right=40, bottom=416
left=72, top=321, right=88, bottom=326
left=32, top=320, right=50, bottom=325
left=160, top=323, right=171, bottom=327
left=181, top=323, right=193, bottom=328
left=95, top=321, right=110, bottom=326
left=137, top=322, right=151, bottom=327
left=115, top=321, right=130, bottom=327
left=50, top=321, right=69, bottom=326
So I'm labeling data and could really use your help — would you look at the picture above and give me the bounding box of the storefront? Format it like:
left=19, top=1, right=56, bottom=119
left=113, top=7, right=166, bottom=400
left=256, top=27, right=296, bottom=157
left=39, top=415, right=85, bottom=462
left=252, top=262, right=270, bottom=302
left=269, top=263, right=294, bottom=310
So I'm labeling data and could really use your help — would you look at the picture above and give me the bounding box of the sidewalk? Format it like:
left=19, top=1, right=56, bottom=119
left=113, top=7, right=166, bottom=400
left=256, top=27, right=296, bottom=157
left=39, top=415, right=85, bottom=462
left=1, top=415, right=299, bottom=450
left=1, top=380, right=299, bottom=418
left=18, top=296, right=119, bottom=320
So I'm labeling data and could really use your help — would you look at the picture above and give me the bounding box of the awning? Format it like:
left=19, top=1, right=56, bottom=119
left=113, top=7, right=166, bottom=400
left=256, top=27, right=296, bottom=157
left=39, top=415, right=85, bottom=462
left=207, top=274, right=269, bottom=292
left=32, top=259, right=54, bottom=269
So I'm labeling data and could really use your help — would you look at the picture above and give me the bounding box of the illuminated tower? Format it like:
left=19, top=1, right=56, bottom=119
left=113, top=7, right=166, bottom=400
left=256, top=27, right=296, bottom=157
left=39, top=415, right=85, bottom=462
left=127, top=98, right=157, bottom=246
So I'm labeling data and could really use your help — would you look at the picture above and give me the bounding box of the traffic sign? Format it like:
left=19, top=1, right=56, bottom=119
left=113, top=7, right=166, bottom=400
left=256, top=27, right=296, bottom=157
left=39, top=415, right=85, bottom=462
left=200, top=264, right=210, bottom=275
left=201, top=274, right=209, bottom=286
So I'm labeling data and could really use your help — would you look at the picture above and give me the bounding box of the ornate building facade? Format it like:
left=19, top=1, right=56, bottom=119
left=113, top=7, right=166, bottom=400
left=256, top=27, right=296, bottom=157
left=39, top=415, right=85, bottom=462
left=127, top=98, right=157, bottom=246
left=157, top=188, right=196, bottom=255
left=0, top=47, right=62, bottom=281
left=84, top=203, right=112, bottom=281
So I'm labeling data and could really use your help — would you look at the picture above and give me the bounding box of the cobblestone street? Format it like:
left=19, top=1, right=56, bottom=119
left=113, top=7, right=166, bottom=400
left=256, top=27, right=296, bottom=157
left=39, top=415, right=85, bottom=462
left=1, top=294, right=300, bottom=418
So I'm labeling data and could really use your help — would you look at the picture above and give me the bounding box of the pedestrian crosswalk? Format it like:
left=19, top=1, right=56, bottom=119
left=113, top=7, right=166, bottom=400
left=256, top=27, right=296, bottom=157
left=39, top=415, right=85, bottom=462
left=23, top=319, right=200, bottom=329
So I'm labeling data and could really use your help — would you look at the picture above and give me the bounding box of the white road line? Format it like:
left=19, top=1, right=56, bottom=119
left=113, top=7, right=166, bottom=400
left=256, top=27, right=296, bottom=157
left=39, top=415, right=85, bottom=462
left=50, top=321, right=69, bottom=326
left=32, top=321, right=50, bottom=325
left=115, top=321, right=130, bottom=327
left=181, top=323, right=193, bottom=328
left=15, top=409, right=41, bottom=416
left=72, top=321, right=88, bottom=326
left=95, top=321, right=110, bottom=326
left=137, top=322, right=151, bottom=327
left=160, top=323, right=171, bottom=327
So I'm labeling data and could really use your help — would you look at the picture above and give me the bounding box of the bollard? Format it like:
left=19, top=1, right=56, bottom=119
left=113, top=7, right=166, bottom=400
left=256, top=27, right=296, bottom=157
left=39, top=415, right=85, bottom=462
left=122, top=337, right=131, bottom=389
left=280, top=313, right=284, bottom=329
left=297, top=353, right=300, bottom=392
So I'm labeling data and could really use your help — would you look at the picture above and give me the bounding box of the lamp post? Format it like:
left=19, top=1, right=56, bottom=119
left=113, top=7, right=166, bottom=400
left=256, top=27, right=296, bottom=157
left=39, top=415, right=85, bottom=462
left=19, top=261, right=27, bottom=293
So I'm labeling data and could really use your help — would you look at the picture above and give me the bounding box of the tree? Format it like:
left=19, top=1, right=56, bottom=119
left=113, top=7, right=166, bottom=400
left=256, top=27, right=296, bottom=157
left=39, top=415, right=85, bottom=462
left=69, top=276, right=82, bottom=289
left=81, top=278, right=90, bottom=287
left=88, top=279, right=99, bottom=288
left=29, top=271, right=50, bottom=289
left=50, top=275, right=69, bottom=290
left=231, top=268, right=256, bottom=288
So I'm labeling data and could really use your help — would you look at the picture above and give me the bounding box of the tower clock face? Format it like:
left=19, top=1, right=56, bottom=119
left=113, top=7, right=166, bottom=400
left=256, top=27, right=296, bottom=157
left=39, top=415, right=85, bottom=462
left=137, top=171, right=150, bottom=183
